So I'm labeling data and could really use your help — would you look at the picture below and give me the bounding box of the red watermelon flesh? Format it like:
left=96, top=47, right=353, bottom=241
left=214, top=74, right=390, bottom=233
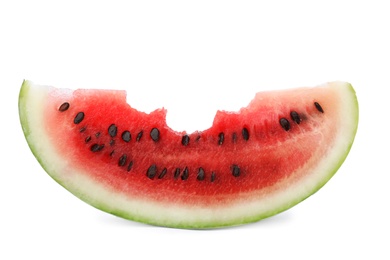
left=19, top=80, right=358, bottom=228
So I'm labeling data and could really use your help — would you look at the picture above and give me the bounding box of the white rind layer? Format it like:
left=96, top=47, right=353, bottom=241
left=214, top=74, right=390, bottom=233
left=19, top=80, right=358, bottom=228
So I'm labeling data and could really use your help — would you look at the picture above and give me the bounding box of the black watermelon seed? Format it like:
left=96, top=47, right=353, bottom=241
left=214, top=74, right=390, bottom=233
left=90, top=143, right=104, bottom=152
left=108, top=124, right=118, bottom=137
left=181, top=167, right=189, bottom=180
left=279, top=118, right=291, bottom=131
left=110, top=150, right=115, bottom=157
left=121, top=131, right=131, bottom=142
left=218, top=132, right=224, bottom=145
left=147, top=164, right=157, bottom=179
left=85, top=136, right=91, bottom=143
left=74, top=112, right=84, bottom=124
left=127, top=161, right=134, bottom=171
left=182, top=135, right=190, bottom=146
left=109, top=139, right=115, bottom=146
left=197, top=167, right=205, bottom=181
left=210, top=172, right=216, bottom=182
left=150, top=128, right=160, bottom=142
left=231, top=165, right=240, bottom=177
left=232, top=132, right=237, bottom=143
left=174, top=168, right=181, bottom=179
left=158, top=168, right=167, bottom=179
left=59, top=102, right=70, bottom=112
left=290, top=111, right=301, bottom=124
left=195, top=134, right=201, bottom=142
left=242, top=128, right=250, bottom=141
left=79, top=126, right=87, bottom=132
left=118, top=154, right=127, bottom=167
left=95, top=132, right=101, bottom=138
left=136, top=130, right=143, bottom=142
left=314, top=102, right=324, bottom=113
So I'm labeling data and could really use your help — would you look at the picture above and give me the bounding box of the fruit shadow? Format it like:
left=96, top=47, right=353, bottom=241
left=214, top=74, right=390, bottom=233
left=98, top=210, right=293, bottom=231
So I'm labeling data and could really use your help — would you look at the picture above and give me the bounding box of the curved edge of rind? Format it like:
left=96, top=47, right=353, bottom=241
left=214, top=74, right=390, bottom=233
left=18, top=80, right=30, bottom=135
left=19, top=80, right=37, bottom=161
left=19, top=80, right=51, bottom=171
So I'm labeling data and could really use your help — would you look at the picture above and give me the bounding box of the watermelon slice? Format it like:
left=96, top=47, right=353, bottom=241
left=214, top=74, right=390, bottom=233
left=19, top=80, right=358, bottom=229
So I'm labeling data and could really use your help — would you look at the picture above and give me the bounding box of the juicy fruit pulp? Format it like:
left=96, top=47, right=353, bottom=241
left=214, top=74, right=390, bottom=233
left=19, top=80, right=358, bottom=228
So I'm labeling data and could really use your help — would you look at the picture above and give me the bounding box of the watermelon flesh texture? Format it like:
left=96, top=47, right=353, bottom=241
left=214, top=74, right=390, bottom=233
left=19, top=80, right=358, bottom=228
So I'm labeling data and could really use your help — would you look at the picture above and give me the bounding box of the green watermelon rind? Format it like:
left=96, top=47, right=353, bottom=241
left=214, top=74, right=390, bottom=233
left=19, top=80, right=359, bottom=229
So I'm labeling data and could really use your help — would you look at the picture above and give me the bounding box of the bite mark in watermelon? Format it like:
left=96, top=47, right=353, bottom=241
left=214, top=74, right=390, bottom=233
left=18, top=80, right=358, bottom=228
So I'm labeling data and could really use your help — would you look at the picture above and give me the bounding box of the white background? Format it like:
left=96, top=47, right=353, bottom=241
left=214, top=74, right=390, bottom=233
left=1, top=0, right=389, bottom=259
